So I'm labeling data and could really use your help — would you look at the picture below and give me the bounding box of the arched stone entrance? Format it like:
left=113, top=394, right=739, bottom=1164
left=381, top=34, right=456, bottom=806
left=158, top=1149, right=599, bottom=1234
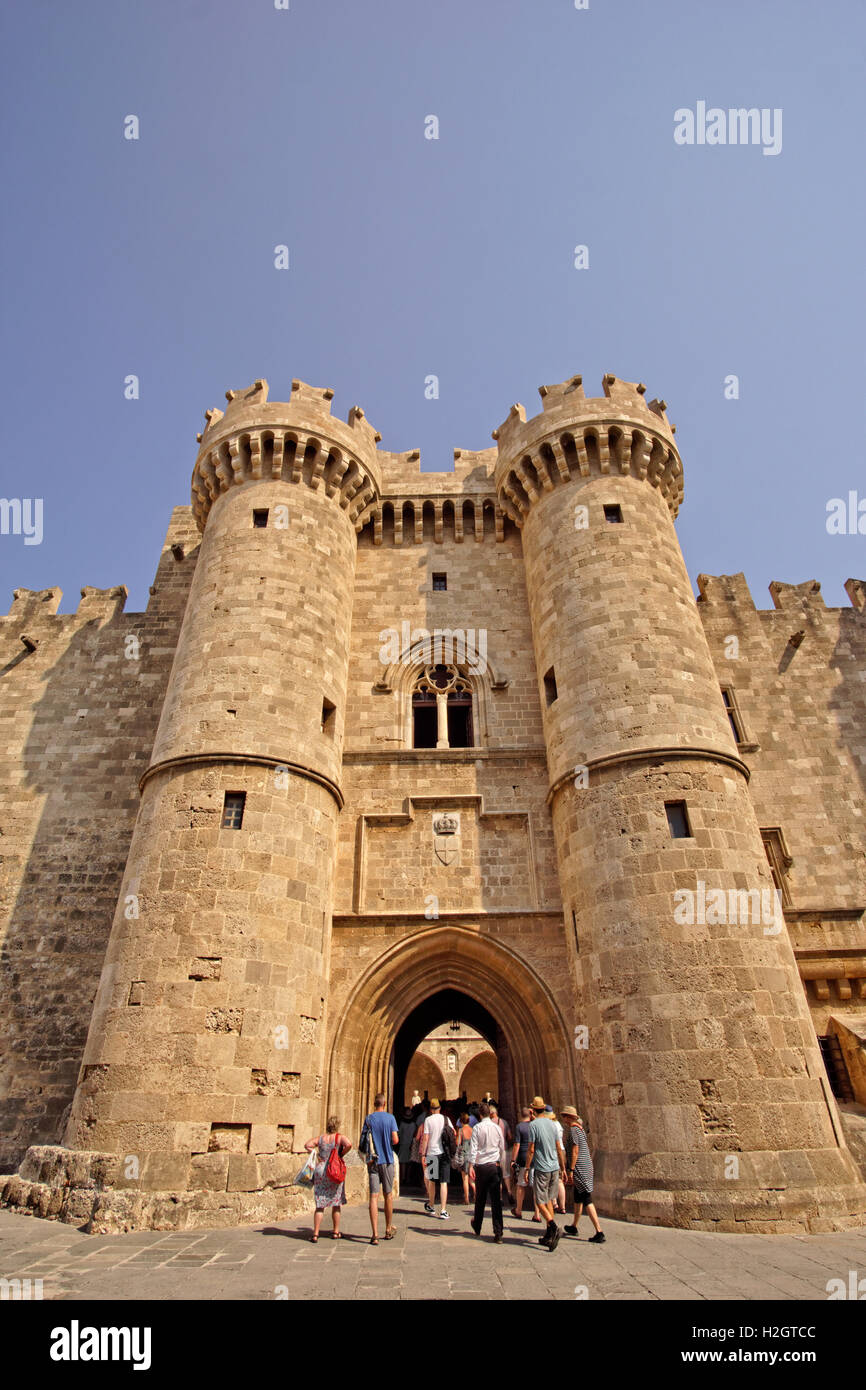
left=326, top=925, right=576, bottom=1130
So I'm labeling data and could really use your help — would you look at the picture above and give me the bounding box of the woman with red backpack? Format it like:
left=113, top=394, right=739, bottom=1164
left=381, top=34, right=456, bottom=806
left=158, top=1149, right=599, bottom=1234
left=304, top=1117, right=352, bottom=1242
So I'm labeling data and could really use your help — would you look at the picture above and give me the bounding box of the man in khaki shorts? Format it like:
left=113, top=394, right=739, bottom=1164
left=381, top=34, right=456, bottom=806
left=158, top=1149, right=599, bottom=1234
left=359, top=1093, right=399, bottom=1245
left=525, top=1095, right=566, bottom=1252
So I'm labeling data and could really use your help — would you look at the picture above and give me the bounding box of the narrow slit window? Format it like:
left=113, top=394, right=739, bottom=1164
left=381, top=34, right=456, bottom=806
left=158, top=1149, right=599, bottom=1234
left=321, top=698, right=336, bottom=736
left=543, top=667, right=558, bottom=706
left=432, top=573, right=447, bottom=591
left=252, top=509, right=269, bottom=528
left=603, top=504, right=623, bottom=523
left=721, top=687, right=743, bottom=743
left=761, top=827, right=792, bottom=907
left=818, top=1036, right=854, bottom=1102
left=221, top=792, right=246, bottom=829
left=665, top=800, right=691, bottom=839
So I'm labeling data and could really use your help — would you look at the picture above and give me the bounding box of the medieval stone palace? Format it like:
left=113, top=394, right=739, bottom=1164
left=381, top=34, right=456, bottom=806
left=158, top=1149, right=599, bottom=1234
left=1, top=374, right=865, bottom=1234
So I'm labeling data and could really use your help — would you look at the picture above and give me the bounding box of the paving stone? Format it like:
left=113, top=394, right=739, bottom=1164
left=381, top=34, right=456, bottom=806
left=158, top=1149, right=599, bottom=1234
left=2, top=1199, right=865, bottom=1301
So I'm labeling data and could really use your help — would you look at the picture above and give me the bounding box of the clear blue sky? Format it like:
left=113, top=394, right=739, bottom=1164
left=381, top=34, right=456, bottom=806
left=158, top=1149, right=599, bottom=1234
left=1, top=0, right=863, bottom=610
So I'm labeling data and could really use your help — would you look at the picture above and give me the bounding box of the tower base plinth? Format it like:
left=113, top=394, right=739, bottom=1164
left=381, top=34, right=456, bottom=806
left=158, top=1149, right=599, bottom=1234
left=597, top=1146, right=866, bottom=1233
left=0, top=1145, right=372, bottom=1234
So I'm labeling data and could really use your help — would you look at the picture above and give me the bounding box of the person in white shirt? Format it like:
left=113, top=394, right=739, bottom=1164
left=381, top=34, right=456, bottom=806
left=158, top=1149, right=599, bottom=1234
left=469, top=1102, right=507, bottom=1241
left=420, top=1098, right=454, bottom=1218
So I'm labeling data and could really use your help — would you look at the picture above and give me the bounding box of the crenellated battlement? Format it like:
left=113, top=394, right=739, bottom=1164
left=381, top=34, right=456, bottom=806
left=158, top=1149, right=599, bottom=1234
left=3, top=586, right=128, bottom=624
left=846, top=578, right=866, bottom=611
left=492, top=373, right=683, bottom=523
left=190, top=374, right=684, bottom=537
left=697, top=572, right=866, bottom=615
left=77, top=585, right=128, bottom=622
left=356, top=446, right=505, bottom=546
left=8, top=587, right=63, bottom=619
left=191, top=378, right=384, bottom=533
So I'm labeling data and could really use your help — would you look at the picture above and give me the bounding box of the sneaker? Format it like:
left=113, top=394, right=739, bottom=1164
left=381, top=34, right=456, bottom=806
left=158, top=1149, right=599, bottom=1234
left=423, top=1202, right=434, bottom=1213
left=547, top=1226, right=562, bottom=1253
left=493, top=1234, right=503, bottom=1243
left=439, top=1210, right=450, bottom=1220
left=588, top=1231, right=606, bottom=1243
left=563, top=1224, right=578, bottom=1236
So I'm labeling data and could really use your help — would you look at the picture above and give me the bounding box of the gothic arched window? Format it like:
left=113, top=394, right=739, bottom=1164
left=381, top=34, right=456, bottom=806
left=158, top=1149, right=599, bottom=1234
left=412, top=664, right=474, bottom=749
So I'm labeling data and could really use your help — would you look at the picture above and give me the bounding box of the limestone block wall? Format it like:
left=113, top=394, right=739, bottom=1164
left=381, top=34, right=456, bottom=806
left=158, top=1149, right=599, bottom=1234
left=0, top=509, right=200, bottom=1170
left=697, top=573, right=866, bottom=908
left=348, top=485, right=542, bottom=753
left=697, top=573, right=866, bottom=1035
left=334, top=752, right=558, bottom=916
left=64, top=759, right=336, bottom=1169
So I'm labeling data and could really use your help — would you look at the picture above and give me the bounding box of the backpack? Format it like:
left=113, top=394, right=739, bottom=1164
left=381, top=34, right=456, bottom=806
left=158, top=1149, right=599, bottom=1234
left=326, top=1133, right=346, bottom=1184
left=440, top=1118, right=457, bottom=1160
left=360, top=1117, right=379, bottom=1165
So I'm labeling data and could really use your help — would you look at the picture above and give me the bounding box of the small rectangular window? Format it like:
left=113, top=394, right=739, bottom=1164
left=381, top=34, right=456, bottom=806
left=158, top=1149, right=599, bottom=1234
left=543, top=667, right=558, bottom=706
left=221, top=792, right=246, bottom=829
left=432, top=573, right=447, bottom=591
left=603, top=504, right=623, bottom=523
left=321, top=698, right=336, bottom=736
left=665, top=800, right=691, bottom=838
left=253, top=509, right=269, bottom=528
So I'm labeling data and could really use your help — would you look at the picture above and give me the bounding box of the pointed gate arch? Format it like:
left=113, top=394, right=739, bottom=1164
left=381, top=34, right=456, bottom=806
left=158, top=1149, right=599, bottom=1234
left=326, top=924, right=577, bottom=1128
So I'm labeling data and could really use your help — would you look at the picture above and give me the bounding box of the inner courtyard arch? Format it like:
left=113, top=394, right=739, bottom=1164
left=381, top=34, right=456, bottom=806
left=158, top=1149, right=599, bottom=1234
left=393, top=989, right=502, bottom=1111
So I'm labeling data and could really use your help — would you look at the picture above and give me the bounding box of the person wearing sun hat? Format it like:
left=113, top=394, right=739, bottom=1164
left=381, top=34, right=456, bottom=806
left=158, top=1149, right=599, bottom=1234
left=560, top=1106, right=605, bottom=1242
left=525, top=1095, right=566, bottom=1251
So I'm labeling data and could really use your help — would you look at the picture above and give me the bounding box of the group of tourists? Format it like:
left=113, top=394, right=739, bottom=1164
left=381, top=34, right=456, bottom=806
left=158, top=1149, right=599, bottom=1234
left=303, top=1092, right=605, bottom=1252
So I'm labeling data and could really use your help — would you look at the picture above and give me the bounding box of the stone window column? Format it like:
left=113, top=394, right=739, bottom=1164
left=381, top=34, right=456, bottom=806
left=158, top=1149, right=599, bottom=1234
left=436, top=690, right=449, bottom=749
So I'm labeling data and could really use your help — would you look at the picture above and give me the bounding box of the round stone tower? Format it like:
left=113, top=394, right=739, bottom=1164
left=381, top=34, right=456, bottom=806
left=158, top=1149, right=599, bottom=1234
left=62, top=378, right=380, bottom=1225
left=494, top=373, right=865, bottom=1231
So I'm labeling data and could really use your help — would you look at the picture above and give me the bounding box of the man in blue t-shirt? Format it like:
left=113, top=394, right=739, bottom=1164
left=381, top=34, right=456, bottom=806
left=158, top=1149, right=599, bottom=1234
left=526, top=1096, right=566, bottom=1252
left=359, top=1093, right=399, bottom=1244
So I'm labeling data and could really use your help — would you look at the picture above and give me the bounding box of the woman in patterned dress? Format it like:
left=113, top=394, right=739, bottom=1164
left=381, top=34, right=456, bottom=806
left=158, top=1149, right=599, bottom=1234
left=304, top=1116, right=352, bottom=1242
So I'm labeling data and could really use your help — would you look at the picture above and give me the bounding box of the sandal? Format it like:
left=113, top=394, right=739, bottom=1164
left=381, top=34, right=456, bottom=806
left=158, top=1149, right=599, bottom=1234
left=384, top=1228, right=395, bottom=1239
left=332, top=1232, right=341, bottom=1239
left=369, top=1236, right=379, bottom=1245
left=311, top=1235, right=318, bottom=1243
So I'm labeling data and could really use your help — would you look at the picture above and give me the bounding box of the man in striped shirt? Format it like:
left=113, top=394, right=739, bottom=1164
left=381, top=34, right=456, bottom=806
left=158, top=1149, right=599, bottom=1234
left=561, top=1106, right=605, bottom=1242
left=469, top=1102, right=507, bottom=1241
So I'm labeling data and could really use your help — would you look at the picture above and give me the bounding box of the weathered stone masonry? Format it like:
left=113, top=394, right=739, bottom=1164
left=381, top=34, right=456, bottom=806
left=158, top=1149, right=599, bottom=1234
left=0, top=373, right=864, bottom=1233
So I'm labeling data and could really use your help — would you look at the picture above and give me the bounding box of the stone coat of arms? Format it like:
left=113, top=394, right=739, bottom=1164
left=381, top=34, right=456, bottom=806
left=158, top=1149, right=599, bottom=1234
left=433, top=811, right=460, bottom=867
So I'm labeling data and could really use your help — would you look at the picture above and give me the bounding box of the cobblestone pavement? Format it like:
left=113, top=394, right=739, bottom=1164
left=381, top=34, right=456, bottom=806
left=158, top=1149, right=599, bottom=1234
left=1, top=1199, right=864, bottom=1302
